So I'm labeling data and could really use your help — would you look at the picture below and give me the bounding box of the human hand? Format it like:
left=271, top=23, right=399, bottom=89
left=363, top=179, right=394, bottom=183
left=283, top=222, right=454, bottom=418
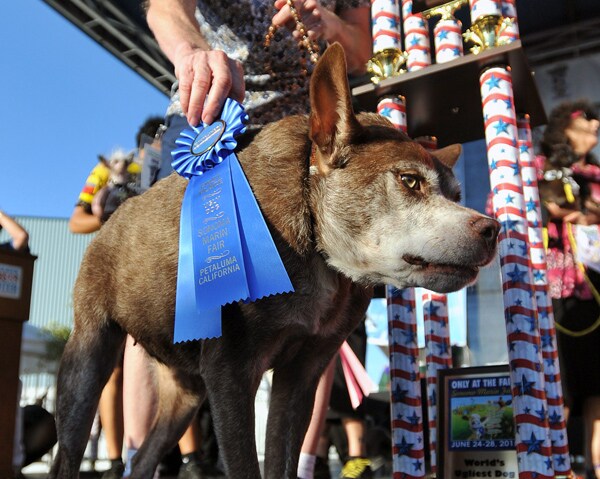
left=173, top=46, right=245, bottom=126
left=564, top=210, right=600, bottom=226
left=272, top=0, right=330, bottom=43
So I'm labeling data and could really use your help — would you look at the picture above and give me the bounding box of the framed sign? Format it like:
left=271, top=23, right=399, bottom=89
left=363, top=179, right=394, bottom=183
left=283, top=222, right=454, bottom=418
left=438, top=365, right=518, bottom=478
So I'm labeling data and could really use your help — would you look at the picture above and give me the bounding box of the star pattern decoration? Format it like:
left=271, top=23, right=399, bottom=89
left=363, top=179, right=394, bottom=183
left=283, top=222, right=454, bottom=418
left=507, top=265, right=527, bottom=283
left=525, top=198, right=536, bottom=212
left=517, top=374, right=535, bottom=396
left=504, top=98, right=513, bottom=110
left=408, top=411, right=420, bottom=425
left=409, top=36, right=421, bottom=47
left=536, top=406, right=546, bottom=421
left=548, top=410, right=562, bottom=425
left=520, top=143, right=530, bottom=154
left=429, top=389, right=437, bottom=406
left=501, top=218, right=520, bottom=233
left=523, top=431, right=544, bottom=455
left=412, top=459, right=423, bottom=471
left=386, top=17, right=399, bottom=29
left=494, top=118, right=510, bottom=135
left=437, top=342, right=450, bottom=355
left=402, top=329, right=417, bottom=345
left=426, top=301, right=439, bottom=316
left=533, top=269, right=546, bottom=283
left=395, top=436, right=414, bottom=456
left=544, top=458, right=553, bottom=470
left=540, top=333, right=553, bottom=349
left=556, top=455, right=567, bottom=466
left=393, top=383, right=408, bottom=402
left=505, top=193, right=515, bottom=204
left=437, top=29, right=449, bottom=40
left=485, top=74, right=501, bottom=90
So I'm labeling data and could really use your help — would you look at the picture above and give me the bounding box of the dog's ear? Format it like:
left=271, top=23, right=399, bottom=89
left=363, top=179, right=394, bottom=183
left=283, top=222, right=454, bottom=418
left=98, top=155, right=109, bottom=167
left=309, top=43, right=362, bottom=172
left=432, top=144, right=462, bottom=169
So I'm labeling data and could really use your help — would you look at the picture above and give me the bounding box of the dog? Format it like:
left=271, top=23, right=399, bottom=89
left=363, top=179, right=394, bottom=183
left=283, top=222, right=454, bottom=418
left=50, top=43, right=499, bottom=479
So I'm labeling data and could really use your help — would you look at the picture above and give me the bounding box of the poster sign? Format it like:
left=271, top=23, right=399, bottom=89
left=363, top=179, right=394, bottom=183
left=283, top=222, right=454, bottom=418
left=0, top=262, right=23, bottom=299
left=438, top=365, right=518, bottom=478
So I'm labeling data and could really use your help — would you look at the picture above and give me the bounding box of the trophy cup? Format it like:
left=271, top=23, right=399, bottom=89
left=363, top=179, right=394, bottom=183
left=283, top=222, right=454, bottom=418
left=368, top=0, right=408, bottom=83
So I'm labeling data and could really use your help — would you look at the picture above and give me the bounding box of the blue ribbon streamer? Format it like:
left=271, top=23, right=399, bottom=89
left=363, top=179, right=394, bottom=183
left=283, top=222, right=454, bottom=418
left=172, top=99, right=294, bottom=342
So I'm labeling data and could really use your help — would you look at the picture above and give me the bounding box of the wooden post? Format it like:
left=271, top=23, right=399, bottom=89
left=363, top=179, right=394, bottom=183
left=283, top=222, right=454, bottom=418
left=0, top=250, right=36, bottom=478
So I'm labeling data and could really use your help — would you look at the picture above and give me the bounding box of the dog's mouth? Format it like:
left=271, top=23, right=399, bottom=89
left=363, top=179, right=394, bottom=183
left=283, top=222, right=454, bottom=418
left=402, top=254, right=480, bottom=277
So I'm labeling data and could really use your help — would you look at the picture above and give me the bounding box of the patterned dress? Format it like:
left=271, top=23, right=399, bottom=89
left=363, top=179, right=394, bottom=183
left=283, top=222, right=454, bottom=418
left=165, top=0, right=369, bottom=125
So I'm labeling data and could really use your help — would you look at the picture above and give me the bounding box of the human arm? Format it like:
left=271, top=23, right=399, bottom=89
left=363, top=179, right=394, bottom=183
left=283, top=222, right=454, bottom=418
left=0, top=210, right=29, bottom=251
left=68, top=205, right=102, bottom=234
left=272, top=0, right=372, bottom=74
left=145, top=0, right=245, bottom=126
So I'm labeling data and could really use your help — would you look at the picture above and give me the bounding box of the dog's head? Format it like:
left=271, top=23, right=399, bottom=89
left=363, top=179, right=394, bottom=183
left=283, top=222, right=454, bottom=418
left=307, top=44, right=499, bottom=293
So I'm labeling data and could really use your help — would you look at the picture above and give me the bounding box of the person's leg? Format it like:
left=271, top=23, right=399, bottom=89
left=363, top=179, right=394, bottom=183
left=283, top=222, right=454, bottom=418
left=98, top=364, right=125, bottom=478
left=297, top=359, right=335, bottom=479
left=177, top=420, right=204, bottom=479
left=342, top=418, right=365, bottom=458
left=123, top=336, right=158, bottom=477
left=583, top=396, right=600, bottom=478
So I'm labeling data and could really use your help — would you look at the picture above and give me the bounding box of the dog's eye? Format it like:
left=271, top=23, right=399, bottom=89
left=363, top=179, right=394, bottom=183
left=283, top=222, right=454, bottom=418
left=401, top=174, right=421, bottom=190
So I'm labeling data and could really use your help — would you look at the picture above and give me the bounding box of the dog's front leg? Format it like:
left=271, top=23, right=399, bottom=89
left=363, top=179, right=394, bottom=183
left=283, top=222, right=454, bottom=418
left=263, top=345, right=338, bottom=479
left=202, top=353, right=264, bottom=479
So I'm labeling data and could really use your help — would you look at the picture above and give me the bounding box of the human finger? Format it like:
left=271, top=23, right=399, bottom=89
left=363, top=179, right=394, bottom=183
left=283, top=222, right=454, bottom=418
left=185, top=59, right=212, bottom=127
left=201, top=52, right=242, bottom=124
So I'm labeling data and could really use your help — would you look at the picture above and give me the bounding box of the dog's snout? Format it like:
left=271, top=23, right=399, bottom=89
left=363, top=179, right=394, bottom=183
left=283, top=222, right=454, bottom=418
left=471, top=216, right=500, bottom=245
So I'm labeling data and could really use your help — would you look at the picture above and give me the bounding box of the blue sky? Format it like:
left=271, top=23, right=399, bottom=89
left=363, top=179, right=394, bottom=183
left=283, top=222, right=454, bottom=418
left=0, top=1, right=169, bottom=218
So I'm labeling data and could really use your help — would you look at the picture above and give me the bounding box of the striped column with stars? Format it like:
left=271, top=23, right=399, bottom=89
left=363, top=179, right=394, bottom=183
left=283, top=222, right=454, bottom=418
left=517, top=115, right=572, bottom=476
left=499, top=0, right=520, bottom=44
left=433, top=16, right=464, bottom=64
left=380, top=96, right=424, bottom=478
left=403, top=13, right=431, bottom=71
left=372, top=0, right=402, bottom=53
left=387, top=286, right=426, bottom=479
left=469, top=0, right=501, bottom=23
left=401, top=0, right=413, bottom=20
left=480, top=65, right=555, bottom=478
left=378, top=95, right=408, bottom=133
left=422, top=291, right=452, bottom=474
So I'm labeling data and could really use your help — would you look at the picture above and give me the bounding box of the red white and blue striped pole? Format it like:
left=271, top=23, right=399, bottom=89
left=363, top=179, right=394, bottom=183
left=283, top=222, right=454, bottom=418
left=422, top=291, right=452, bottom=475
left=480, top=65, right=554, bottom=478
left=371, top=0, right=403, bottom=53
left=379, top=99, right=425, bottom=479
left=517, top=115, right=572, bottom=476
left=499, top=0, right=520, bottom=44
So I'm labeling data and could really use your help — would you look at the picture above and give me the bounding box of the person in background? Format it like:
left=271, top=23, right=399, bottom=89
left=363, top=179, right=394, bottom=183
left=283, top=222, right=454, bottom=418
left=0, top=209, right=29, bottom=252
left=537, top=99, right=600, bottom=479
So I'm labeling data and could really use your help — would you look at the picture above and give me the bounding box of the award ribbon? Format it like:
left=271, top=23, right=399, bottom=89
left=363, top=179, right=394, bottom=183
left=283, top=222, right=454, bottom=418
left=172, top=99, right=294, bottom=342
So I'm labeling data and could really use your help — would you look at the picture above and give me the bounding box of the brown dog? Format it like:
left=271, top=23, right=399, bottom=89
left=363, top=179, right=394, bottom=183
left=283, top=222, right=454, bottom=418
left=50, top=44, right=499, bottom=479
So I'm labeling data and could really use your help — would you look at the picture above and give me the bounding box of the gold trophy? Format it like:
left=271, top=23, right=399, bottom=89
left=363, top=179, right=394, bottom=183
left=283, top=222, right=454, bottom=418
left=463, top=14, right=515, bottom=54
left=367, top=48, right=408, bottom=84
left=422, top=0, right=468, bottom=21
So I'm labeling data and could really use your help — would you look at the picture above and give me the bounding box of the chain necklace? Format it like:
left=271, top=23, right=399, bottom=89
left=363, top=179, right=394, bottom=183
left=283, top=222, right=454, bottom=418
left=264, top=0, right=321, bottom=76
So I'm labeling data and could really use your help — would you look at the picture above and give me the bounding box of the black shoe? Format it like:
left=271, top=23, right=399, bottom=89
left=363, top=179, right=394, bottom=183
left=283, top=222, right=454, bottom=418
left=101, top=460, right=125, bottom=479
left=340, top=457, right=373, bottom=479
left=313, top=456, right=331, bottom=479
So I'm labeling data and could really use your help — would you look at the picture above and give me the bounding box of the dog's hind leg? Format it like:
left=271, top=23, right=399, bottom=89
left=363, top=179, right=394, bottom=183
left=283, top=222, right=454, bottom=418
left=50, top=319, right=126, bottom=479
left=128, top=361, right=205, bottom=479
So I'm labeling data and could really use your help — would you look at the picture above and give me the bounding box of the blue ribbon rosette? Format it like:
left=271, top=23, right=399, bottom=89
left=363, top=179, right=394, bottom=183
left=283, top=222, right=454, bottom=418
left=171, top=99, right=294, bottom=342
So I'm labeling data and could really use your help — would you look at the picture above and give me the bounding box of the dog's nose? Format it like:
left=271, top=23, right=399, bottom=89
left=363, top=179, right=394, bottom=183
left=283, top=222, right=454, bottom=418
left=471, top=216, right=500, bottom=246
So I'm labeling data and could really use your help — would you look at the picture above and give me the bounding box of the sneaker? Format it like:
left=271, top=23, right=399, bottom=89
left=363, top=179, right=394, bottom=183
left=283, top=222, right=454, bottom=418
left=314, top=456, right=331, bottom=479
left=340, top=457, right=373, bottom=479
left=101, top=460, right=125, bottom=479
left=177, top=459, right=204, bottom=479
